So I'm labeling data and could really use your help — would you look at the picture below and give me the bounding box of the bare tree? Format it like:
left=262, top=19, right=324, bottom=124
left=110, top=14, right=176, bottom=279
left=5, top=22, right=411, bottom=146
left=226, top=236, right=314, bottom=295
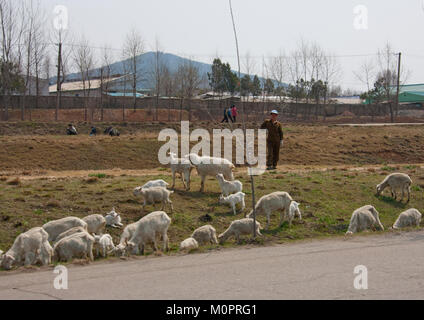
left=0, top=0, right=25, bottom=120
left=354, top=59, right=375, bottom=93
left=150, top=37, right=167, bottom=121
left=122, top=28, right=144, bottom=111
left=73, top=36, right=95, bottom=121
left=268, top=51, right=287, bottom=102
left=376, top=42, right=409, bottom=122
left=50, top=10, right=72, bottom=121
left=175, top=58, right=202, bottom=121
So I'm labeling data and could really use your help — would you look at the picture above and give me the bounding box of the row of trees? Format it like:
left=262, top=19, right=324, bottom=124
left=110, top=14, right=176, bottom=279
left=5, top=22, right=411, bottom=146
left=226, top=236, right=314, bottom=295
left=0, top=0, right=407, bottom=123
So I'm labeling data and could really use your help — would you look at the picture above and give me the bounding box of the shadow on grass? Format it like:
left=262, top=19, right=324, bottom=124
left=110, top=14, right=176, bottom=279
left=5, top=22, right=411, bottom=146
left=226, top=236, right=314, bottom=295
left=376, top=195, right=408, bottom=208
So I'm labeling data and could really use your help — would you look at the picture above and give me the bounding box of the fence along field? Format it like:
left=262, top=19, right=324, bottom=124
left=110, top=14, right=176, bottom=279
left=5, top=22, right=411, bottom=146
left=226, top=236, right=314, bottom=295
left=2, top=95, right=422, bottom=123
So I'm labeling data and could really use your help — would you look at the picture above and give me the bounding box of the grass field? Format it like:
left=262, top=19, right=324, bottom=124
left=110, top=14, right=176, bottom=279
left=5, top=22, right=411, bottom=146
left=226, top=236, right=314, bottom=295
left=1, top=165, right=423, bottom=258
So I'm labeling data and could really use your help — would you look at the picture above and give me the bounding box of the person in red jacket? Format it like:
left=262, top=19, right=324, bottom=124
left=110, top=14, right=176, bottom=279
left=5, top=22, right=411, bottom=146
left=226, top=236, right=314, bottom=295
left=231, top=104, right=238, bottom=123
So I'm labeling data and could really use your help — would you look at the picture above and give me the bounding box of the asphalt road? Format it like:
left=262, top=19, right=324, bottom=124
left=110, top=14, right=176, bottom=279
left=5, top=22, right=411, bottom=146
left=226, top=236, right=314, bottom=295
left=1, top=231, right=424, bottom=300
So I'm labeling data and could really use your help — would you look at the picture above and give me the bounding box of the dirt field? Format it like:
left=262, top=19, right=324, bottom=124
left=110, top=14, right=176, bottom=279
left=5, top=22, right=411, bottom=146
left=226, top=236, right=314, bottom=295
left=1, top=122, right=424, bottom=172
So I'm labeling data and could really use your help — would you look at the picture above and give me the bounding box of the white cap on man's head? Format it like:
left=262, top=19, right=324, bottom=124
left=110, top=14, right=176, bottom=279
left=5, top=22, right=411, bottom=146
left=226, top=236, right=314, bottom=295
left=270, top=110, right=279, bottom=115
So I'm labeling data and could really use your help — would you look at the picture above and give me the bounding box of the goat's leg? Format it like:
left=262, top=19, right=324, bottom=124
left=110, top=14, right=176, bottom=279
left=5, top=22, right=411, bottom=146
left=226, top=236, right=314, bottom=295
left=241, top=199, right=245, bottom=212
left=163, top=233, right=169, bottom=252
left=266, top=211, right=271, bottom=230
left=407, top=185, right=411, bottom=203
left=200, top=175, right=205, bottom=192
left=171, top=171, right=176, bottom=189
left=232, top=203, right=236, bottom=215
left=180, top=173, right=186, bottom=189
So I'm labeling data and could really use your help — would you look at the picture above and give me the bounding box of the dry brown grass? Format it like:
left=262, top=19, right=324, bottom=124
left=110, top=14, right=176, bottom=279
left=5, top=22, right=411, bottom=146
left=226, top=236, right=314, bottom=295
left=0, top=124, right=424, bottom=172
left=7, top=177, right=21, bottom=186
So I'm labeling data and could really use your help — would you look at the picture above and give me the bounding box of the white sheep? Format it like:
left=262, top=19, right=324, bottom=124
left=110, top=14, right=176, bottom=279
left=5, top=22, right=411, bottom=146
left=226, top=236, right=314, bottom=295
left=105, top=208, right=124, bottom=228
left=94, top=234, right=115, bottom=258
left=55, top=226, right=87, bottom=243
left=346, top=205, right=385, bottom=235
left=191, top=225, right=218, bottom=245
left=179, top=238, right=199, bottom=251
left=216, top=173, right=243, bottom=196
left=1, top=227, right=51, bottom=270
left=376, top=173, right=412, bottom=202
left=169, top=152, right=194, bottom=191
left=219, top=192, right=246, bottom=215
left=218, top=218, right=262, bottom=244
left=141, top=179, right=170, bottom=189
left=53, top=232, right=95, bottom=262
left=393, top=208, right=422, bottom=229
left=247, top=191, right=301, bottom=230
left=126, top=211, right=171, bottom=255
left=82, top=214, right=106, bottom=235
left=185, top=153, right=235, bottom=192
left=133, top=186, right=174, bottom=213
left=42, top=217, right=88, bottom=242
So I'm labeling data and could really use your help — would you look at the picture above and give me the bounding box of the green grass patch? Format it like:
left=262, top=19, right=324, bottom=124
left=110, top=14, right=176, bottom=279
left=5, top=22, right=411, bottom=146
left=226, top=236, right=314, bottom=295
left=1, top=168, right=423, bottom=261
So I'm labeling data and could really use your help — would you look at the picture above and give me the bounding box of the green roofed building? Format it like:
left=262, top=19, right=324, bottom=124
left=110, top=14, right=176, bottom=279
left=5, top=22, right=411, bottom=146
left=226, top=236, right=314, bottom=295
left=363, top=83, right=424, bottom=105
left=397, top=84, right=424, bottom=104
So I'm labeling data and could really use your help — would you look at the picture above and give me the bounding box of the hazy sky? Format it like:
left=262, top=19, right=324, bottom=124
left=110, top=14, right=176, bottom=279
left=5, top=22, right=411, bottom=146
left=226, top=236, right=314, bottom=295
left=43, top=0, right=424, bottom=91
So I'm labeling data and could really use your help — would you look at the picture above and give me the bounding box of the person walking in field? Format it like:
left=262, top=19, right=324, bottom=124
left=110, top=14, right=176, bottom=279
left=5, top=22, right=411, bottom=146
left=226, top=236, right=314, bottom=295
left=260, top=109, right=284, bottom=170
left=221, top=108, right=229, bottom=123
left=231, top=104, right=237, bottom=123
left=227, top=108, right=234, bottom=123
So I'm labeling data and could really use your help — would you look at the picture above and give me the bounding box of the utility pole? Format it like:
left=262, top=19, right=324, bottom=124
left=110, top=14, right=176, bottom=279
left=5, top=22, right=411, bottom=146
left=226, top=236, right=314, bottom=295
left=55, top=41, right=62, bottom=122
left=229, top=0, right=258, bottom=239
left=395, top=52, right=402, bottom=117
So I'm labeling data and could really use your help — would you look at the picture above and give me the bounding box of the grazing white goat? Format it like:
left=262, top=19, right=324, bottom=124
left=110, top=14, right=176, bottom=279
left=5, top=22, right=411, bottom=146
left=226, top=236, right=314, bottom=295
left=185, top=153, right=235, bottom=192
left=191, top=225, right=218, bottom=245
left=133, top=186, right=174, bottom=213
left=141, top=179, right=169, bottom=189
left=393, top=208, right=422, bottom=229
left=94, top=234, right=115, bottom=258
left=42, top=217, right=88, bottom=242
left=53, top=232, right=95, bottom=262
left=219, top=192, right=246, bottom=215
left=82, top=214, right=106, bottom=235
left=346, top=205, right=384, bottom=235
left=126, top=211, right=171, bottom=255
left=247, top=191, right=301, bottom=230
left=1, top=227, right=51, bottom=270
left=216, top=174, right=243, bottom=196
left=179, top=238, right=199, bottom=251
left=115, top=220, right=142, bottom=256
left=218, top=218, right=262, bottom=244
left=376, top=173, right=412, bottom=202
left=105, top=208, right=123, bottom=228
left=169, top=152, right=194, bottom=191
left=55, top=226, right=87, bottom=243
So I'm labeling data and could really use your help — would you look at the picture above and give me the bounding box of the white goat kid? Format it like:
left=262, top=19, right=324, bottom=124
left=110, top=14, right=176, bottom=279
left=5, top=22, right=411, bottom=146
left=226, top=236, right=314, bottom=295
left=140, top=179, right=169, bottom=189
left=216, top=174, right=242, bottom=196
left=134, top=187, right=174, bottom=213
left=219, top=192, right=246, bottom=215
left=105, top=208, right=123, bottom=228
left=94, top=234, right=115, bottom=258
left=169, top=152, right=194, bottom=191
